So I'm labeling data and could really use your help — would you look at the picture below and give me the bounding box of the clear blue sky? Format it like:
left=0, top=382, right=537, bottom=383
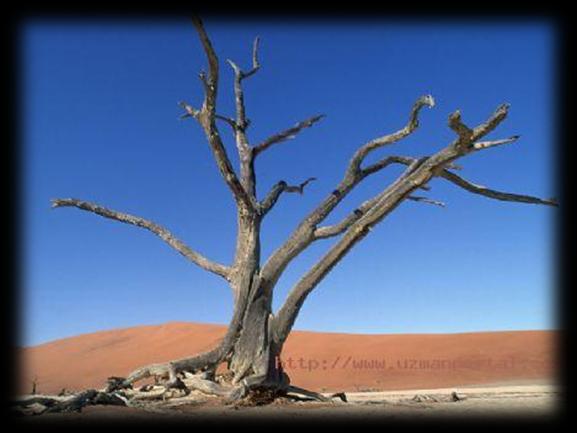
left=21, top=18, right=557, bottom=347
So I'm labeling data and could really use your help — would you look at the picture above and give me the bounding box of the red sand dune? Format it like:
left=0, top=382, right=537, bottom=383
left=18, top=322, right=557, bottom=395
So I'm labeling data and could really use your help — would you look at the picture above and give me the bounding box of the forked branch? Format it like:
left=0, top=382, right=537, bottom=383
left=313, top=209, right=364, bottom=239
left=449, top=103, right=513, bottom=152
left=347, top=95, right=435, bottom=176
left=51, top=198, right=231, bottom=280
left=225, top=36, right=263, bottom=195
left=272, top=102, right=556, bottom=344
left=179, top=101, right=237, bottom=132
left=259, top=155, right=428, bottom=290
left=448, top=110, right=473, bottom=142
left=312, top=174, right=405, bottom=240
left=259, top=177, right=317, bottom=216
left=226, top=37, right=260, bottom=132
left=191, top=17, right=254, bottom=210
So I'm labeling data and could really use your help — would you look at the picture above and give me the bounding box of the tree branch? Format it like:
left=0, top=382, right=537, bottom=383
left=272, top=102, right=557, bottom=344
left=259, top=177, right=317, bottom=216
left=448, top=110, right=473, bottom=141
left=472, top=103, right=511, bottom=139
left=272, top=162, right=449, bottom=343
left=51, top=198, right=232, bottom=280
left=225, top=36, right=263, bottom=197
left=225, top=36, right=260, bottom=134
left=313, top=156, right=435, bottom=240
left=215, top=114, right=238, bottom=132
left=448, top=103, right=513, bottom=152
left=272, top=167, right=422, bottom=344
left=191, top=16, right=219, bottom=110
left=311, top=170, right=410, bottom=239
left=360, top=155, right=416, bottom=176
left=259, top=155, right=419, bottom=289
left=226, top=59, right=250, bottom=132
left=473, top=135, right=520, bottom=150
left=178, top=101, right=200, bottom=120
left=313, top=210, right=363, bottom=239
left=439, top=170, right=558, bottom=206
left=227, top=36, right=260, bottom=84
left=361, top=155, right=461, bottom=178
left=253, top=115, right=326, bottom=157
left=191, top=17, right=254, bottom=210
left=260, top=97, right=435, bottom=286
left=347, top=95, right=435, bottom=176
left=246, top=36, right=261, bottom=78
left=373, top=147, right=555, bottom=208
left=260, top=104, right=431, bottom=285
left=180, top=101, right=237, bottom=133
left=284, top=177, right=317, bottom=194
left=406, top=195, right=446, bottom=207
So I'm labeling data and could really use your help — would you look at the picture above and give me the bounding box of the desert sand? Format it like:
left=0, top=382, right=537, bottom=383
left=18, top=322, right=557, bottom=396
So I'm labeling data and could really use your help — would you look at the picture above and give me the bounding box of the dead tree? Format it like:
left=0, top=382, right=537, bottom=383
left=51, top=18, right=557, bottom=403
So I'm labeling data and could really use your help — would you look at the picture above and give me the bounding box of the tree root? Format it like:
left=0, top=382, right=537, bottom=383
left=286, top=385, right=347, bottom=403
left=14, top=355, right=344, bottom=416
left=13, top=390, right=129, bottom=416
left=115, top=346, right=228, bottom=391
left=13, top=380, right=346, bottom=416
left=182, top=373, right=234, bottom=397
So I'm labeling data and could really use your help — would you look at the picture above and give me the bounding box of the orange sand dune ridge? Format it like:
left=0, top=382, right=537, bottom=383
left=19, top=322, right=557, bottom=395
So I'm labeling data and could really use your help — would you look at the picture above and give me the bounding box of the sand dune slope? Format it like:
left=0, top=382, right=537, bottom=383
left=19, top=323, right=556, bottom=395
